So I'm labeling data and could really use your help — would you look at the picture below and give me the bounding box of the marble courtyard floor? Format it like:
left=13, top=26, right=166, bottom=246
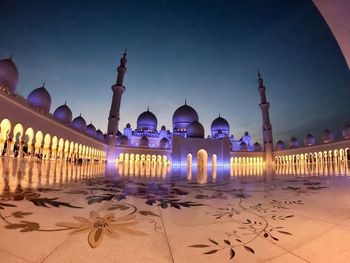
left=0, top=158, right=350, bottom=263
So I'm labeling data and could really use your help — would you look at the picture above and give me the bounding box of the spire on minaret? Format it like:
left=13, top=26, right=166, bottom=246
left=116, top=49, right=127, bottom=86
left=257, top=70, right=264, bottom=87
left=257, top=70, right=267, bottom=104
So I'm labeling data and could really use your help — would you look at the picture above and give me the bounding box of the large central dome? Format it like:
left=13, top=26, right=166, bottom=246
left=172, top=103, right=199, bottom=131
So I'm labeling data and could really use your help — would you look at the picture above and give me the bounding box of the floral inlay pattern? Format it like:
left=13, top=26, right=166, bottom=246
left=0, top=164, right=333, bottom=256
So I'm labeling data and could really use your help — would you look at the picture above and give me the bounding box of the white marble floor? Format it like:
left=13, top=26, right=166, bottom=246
left=0, top=158, right=350, bottom=263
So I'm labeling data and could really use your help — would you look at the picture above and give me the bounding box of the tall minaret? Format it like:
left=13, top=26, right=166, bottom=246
left=257, top=71, right=273, bottom=165
left=106, top=49, right=127, bottom=161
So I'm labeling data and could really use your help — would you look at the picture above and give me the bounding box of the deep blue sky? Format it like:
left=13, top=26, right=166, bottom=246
left=0, top=0, right=349, bottom=144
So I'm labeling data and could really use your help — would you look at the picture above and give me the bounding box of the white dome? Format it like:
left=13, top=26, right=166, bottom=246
left=27, top=84, right=52, bottom=112
left=53, top=102, right=72, bottom=125
left=239, top=141, right=248, bottom=151
left=172, top=103, right=199, bottom=131
left=96, top=129, right=104, bottom=141
left=0, top=57, right=18, bottom=92
left=187, top=120, right=205, bottom=138
left=304, top=134, right=316, bottom=146
left=159, top=137, right=169, bottom=148
left=253, top=142, right=262, bottom=152
left=343, top=124, right=350, bottom=139
left=86, top=123, right=96, bottom=137
left=137, top=109, right=157, bottom=130
left=139, top=136, right=149, bottom=147
left=276, top=140, right=285, bottom=150
left=71, top=115, right=87, bottom=132
left=322, top=129, right=334, bottom=143
left=289, top=137, right=299, bottom=148
left=211, top=115, right=230, bottom=137
left=119, top=135, right=129, bottom=146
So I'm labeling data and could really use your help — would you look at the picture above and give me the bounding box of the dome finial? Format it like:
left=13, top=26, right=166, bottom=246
left=9, top=54, right=13, bottom=60
left=64, top=100, right=67, bottom=105
left=219, top=112, right=221, bottom=117
left=147, top=105, right=150, bottom=111
left=185, top=98, right=187, bottom=105
left=42, top=82, right=46, bottom=88
left=79, top=113, right=82, bottom=117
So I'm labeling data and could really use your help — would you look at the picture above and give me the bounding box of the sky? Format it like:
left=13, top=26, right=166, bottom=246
left=0, top=0, right=349, bottom=144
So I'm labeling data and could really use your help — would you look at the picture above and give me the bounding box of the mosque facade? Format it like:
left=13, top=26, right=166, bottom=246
left=0, top=52, right=349, bottom=167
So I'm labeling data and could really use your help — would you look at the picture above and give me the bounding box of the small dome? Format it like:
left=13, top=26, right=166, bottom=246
left=0, top=57, right=19, bottom=92
left=139, top=136, right=149, bottom=147
left=322, top=129, right=334, bottom=143
left=289, top=137, right=299, bottom=148
left=159, top=137, right=169, bottom=148
left=343, top=124, right=350, bottom=139
left=172, top=103, right=199, bottom=131
left=239, top=141, right=248, bottom=151
left=53, top=102, right=72, bottom=125
left=276, top=140, right=285, bottom=150
left=96, top=129, right=104, bottom=141
left=253, top=142, right=262, bottom=152
left=137, top=109, right=157, bottom=130
left=86, top=123, right=96, bottom=137
left=119, top=135, right=129, bottom=146
left=161, top=125, right=166, bottom=130
left=304, top=134, right=316, bottom=146
left=211, top=115, right=230, bottom=137
left=27, top=84, right=51, bottom=112
left=71, top=115, right=87, bottom=132
left=187, top=120, right=205, bottom=138
left=126, top=123, right=131, bottom=128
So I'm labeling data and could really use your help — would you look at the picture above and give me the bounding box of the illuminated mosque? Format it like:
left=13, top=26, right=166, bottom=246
left=0, top=51, right=270, bottom=167
left=0, top=49, right=349, bottom=167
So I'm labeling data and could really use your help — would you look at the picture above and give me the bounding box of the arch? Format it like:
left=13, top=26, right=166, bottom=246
left=187, top=153, right=192, bottom=167
left=24, top=127, right=34, bottom=157
left=212, top=154, right=217, bottom=166
left=43, top=133, right=51, bottom=160
left=11, top=123, right=24, bottom=157
left=69, top=141, right=74, bottom=160
left=197, top=149, right=208, bottom=167
left=12, top=123, right=24, bottom=141
left=64, top=140, right=70, bottom=161
left=0, top=118, right=11, bottom=140
left=0, top=119, right=11, bottom=156
left=34, top=131, right=43, bottom=157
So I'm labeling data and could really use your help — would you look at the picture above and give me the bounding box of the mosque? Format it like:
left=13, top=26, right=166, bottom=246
left=0, top=49, right=349, bottom=167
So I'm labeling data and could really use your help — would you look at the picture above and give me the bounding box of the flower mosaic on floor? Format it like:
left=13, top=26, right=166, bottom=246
left=0, top=158, right=349, bottom=262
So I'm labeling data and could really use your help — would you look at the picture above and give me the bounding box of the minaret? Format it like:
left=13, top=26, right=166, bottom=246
left=107, top=49, right=127, bottom=161
left=257, top=71, right=273, bottom=165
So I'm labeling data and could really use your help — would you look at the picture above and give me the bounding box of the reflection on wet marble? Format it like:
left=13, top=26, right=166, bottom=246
left=0, top=158, right=350, bottom=262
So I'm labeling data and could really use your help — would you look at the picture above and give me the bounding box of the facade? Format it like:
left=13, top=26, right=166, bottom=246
left=0, top=57, right=106, bottom=162
left=1, top=52, right=349, bottom=168
left=107, top=52, right=264, bottom=166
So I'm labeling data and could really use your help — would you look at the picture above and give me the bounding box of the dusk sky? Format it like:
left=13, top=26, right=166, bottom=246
left=0, top=0, right=349, bottom=144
